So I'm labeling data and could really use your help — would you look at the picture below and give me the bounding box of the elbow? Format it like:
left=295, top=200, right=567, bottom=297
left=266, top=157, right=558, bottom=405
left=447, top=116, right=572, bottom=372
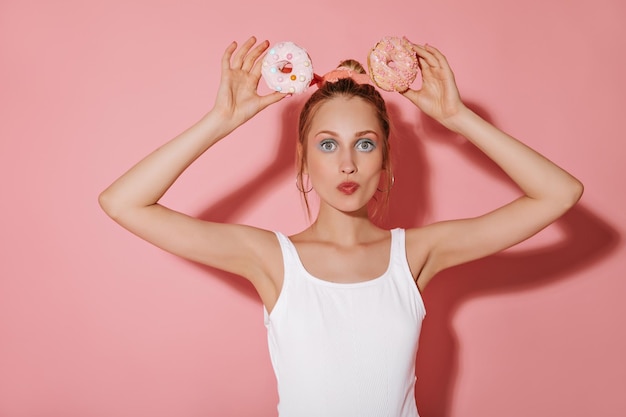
left=98, top=188, right=149, bottom=224
left=560, top=177, right=584, bottom=212
left=573, top=178, right=584, bottom=202
left=98, top=188, right=122, bottom=220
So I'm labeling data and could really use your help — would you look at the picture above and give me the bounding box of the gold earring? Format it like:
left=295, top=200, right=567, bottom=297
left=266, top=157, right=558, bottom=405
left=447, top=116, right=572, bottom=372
left=377, top=174, right=395, bottom=193
left=296, top=174, right=313, bottom=193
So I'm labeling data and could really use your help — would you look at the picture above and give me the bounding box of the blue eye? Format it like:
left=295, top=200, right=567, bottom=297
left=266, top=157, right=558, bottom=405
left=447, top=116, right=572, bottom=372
left=356, top=139, right=376, bottom=152
left=319, top=139, right=337, bottom=152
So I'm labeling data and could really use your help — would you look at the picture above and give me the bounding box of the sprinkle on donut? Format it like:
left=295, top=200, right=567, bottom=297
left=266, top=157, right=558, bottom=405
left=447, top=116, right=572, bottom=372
left=367, top=36, right=419, bottom=92
left=261, top=41, right=314, bottom=94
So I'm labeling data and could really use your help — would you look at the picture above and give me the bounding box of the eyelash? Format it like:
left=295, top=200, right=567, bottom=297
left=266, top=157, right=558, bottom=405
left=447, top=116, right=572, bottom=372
left=319, top=139, right=337, bottom=152
left=318, top=139, right=376, bottom=153
left=356, top=139, right=376, bottom=152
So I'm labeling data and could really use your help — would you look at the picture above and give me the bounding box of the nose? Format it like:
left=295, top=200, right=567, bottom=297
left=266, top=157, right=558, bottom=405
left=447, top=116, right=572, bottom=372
left=340, top=150, right=357, bottom=175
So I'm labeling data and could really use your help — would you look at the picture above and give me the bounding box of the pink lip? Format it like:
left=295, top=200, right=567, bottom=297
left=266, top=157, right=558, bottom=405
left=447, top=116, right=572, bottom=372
left=337, top=182, right=359, bottom=195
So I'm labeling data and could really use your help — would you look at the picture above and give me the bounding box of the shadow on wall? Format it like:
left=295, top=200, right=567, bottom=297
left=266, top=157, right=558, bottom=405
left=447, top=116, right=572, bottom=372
left=188, top=98, right=620, bottom=416
left=402, top=103, right=621, bottom=417
left=191, top=97, right=304, bottom=300
left=414, top=203, right=620, bottom=417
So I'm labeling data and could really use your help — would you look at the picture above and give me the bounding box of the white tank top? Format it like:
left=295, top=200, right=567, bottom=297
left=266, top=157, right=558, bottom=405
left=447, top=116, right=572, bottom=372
left=264, top=228, right=426, bottom=417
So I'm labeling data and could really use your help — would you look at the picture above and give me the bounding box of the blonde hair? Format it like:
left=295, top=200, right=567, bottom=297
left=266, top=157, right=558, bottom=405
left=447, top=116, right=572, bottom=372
left=337, top=59, right=366, bottom=73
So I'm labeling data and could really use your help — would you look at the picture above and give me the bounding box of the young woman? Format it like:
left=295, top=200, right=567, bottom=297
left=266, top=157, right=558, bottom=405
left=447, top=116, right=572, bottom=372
left=99, top=36, right=583, bottom=417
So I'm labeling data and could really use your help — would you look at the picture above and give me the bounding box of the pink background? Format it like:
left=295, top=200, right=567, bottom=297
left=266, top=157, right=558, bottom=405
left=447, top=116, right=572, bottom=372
left=1, top=0, right=625, bottom=416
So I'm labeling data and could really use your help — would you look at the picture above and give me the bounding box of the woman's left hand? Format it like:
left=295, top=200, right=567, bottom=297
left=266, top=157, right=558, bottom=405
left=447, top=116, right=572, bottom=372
left=402, top=42, right=466, bottom=127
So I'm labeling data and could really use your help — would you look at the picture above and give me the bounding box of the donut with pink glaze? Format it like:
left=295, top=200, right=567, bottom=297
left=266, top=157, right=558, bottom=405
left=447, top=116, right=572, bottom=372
left=261, top=41, right=314, bottom=94
left=367, top=36, right=419, bottom=92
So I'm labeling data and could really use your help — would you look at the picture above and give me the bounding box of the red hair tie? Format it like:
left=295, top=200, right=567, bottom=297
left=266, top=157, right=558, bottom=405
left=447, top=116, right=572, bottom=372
left=310, top=67, right=373, bottom=87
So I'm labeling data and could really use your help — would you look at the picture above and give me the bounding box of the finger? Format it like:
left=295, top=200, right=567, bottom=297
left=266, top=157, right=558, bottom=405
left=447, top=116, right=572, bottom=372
left=401, top=38, right=433, bottom=70
left=424, top=44, right=451, bottom=69
left=231, top=36, right=257, bottom=69
left=417, top=56, right=432, bottom=73
left=242, top=39, right=269, bottom=72
left=410, top=45, right=431, bottom=72
left=251, top=50, right=269, bottom=79
left=401, top=87, right=418, bottom=101
left=413, top=44, right=439, bottom=69
left=221, top=41, right=238, bottom=72
left=259, top=91, right=289, bottom=109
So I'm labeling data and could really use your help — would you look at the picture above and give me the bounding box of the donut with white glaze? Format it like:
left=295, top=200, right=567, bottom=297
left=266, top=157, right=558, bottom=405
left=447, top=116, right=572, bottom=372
left=367, top=36, right=419, bottom=92
left=261, top=41, right=314, bottom=94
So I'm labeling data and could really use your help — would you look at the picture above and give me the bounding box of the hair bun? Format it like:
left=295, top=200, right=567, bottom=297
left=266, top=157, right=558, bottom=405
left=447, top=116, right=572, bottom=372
left=337, top=59, right=366, bottom=75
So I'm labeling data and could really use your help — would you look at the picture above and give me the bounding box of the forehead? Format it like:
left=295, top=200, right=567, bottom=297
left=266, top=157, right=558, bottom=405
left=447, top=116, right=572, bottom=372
left=308, top=96, right=382, bottom=137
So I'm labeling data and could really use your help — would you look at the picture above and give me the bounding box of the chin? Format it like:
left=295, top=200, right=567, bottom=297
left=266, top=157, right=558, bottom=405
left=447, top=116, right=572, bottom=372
left=337, top=200, right=372, bottom=215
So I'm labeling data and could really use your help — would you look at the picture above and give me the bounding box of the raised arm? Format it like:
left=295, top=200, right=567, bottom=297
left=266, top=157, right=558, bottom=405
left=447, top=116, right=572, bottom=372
left=98, top=37, right=286, bottom=304
left=401, top=43, right=584, bottom=289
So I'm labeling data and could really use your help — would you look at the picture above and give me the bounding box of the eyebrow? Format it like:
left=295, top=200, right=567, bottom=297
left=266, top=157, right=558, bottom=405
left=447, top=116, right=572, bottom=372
left=314, top=130, right=380, bottom=138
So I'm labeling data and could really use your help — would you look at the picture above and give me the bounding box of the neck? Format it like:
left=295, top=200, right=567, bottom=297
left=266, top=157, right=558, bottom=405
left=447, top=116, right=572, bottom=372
left=309, top=204, right=379, bottom=245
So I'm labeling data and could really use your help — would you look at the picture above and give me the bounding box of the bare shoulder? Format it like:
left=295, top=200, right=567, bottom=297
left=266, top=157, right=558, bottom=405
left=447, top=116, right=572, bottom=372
left=246, top=225, right=284, bottom=276
left=211, top=223, right=283, bottom=282
left=404, top=226, right=441, bottom=290
left=404, top=227, right=433, bottom=268
left=233, top=224, right=284, bottom=309
left=193, top=222, right=285, bottom=312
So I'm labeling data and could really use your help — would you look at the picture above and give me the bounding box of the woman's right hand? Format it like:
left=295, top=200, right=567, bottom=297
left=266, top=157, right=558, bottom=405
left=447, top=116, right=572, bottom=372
left=211, top=36, right=287, bottom=130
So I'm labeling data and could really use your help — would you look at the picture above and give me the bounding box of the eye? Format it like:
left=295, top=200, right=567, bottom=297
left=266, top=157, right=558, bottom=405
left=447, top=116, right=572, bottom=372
left=356, top=139, right=376, bottom=152
left=318, top=139, right=337, bottom=152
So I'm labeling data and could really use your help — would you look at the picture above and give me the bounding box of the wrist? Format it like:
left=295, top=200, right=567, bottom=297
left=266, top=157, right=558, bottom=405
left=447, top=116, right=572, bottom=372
left=440, top=104, right=476, bottom=133
left=200, top=109, right=240, bottom=140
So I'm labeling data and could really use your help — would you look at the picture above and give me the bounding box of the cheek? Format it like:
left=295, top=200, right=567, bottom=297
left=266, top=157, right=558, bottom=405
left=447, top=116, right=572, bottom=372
left=362, top=153, right=384, bottom=175
left=306, top=157, right=332, bottom=183
left=305, top=146, right=332, bottom=173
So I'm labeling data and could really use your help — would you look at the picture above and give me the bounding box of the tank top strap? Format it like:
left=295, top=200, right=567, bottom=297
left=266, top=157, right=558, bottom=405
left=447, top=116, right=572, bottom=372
left=273, top=231, right=299, bottom=283
left=389, top=228, right=406, bottom=262
left=265, top=231, right=298, bottom=323
left=275, top=229, right=406, bottom=276
left=388, top=228, right=419, bottom=287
